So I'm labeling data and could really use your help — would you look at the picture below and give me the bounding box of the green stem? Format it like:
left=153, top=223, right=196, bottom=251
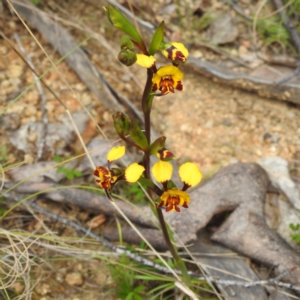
left=141, top=69, right=190, bottom=282
left=155, top=207, right=189, bottom=281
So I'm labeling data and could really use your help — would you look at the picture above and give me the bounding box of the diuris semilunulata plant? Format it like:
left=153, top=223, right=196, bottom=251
left=93, top=5, right=202, bottom=282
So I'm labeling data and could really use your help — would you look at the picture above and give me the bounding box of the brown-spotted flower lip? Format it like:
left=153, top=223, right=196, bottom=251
left=152, top=65, right=183, bottom=95
left=94, top=166, right=117, bottom=190
left=158, top=189, right=190, bottom=212
left=156, top=148, right=176, bottom=161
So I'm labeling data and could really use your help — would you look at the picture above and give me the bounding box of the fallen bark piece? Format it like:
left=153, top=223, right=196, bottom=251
left=188, top=56, right=300, bottom=105
left=6, top=160, right=78, bottom=183
left=5, top=163, right=300, bottom=290
left=165, top=162, right=269, bottom=245
left=212, top=205, right=300, bottom=288
left=190, top=230, right=269, bottom=300
left=4, top=182, right=156, bottom=228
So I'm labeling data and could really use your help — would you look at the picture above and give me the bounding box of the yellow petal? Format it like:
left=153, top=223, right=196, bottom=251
left=171, top=68, right=184, bottom=84
left=125, top=163, right=145, bottom=183
left=156, top=65, right=183, bottom=79
left=152, top=161, right=173, bottom=183
left=179, top=162, right=202, bottom=187
left=136, top=54, right=156, bottom=68
left=152, top=73, right=161, bottom=89
left=106, top=146, right=126, bottom=162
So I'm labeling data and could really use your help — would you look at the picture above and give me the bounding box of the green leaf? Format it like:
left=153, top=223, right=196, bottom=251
left=147, top=282, right=174, bottom=295
left=133, top=285, right=146, bottom=293
left=148, top=21, right=164, bottom=55
left=120, top=35, right=135, bottom=50
left=66, top=172, right=75, bottom=180
left=129, top=121, right=148, bottom=151
left=290, top=233, right=300, bottom=244
left=138, top=177, right=162, bottom=196
left=125, top=292, right=134, bottom=300
left=73, top=170, right=82, bottom=177
left=133, top=293, right=143, bottom=300
left=149, top=136, right=166, bottom=156
left=53, top=155, right=62, bottom=163
left=104, top=5, right=143, bottom=45
left=289, top=223, right=300, bottom=231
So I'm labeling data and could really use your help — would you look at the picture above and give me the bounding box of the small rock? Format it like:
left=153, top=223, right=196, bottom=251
left=11, top=282, right=25, bottom=294
left=1, top=113, right=20, bottom=130
left=255, top=149, right=262, bottom=156
left=35, top=283, right=51, bottom=296
left=7, top=64, right=23, bottom=78
left=65, top=272, right=83, bottom=286
left=204, top=119, right=214, bottom=128
left=180, top=123, right=192, bottom=133
left=24, top=105, right=37, bottom=117
left=207, top=13, right=238, bottom=45
left=192, top=50, right=203, bottom=58
left=238, top=45, right=248, bottom=56
left=56, top=267, right=67, bottom=282
left=28, top=131, right=38, bottom=143
left=263, top=132, right=272, bottom=143
left=222, top=118, right=232, bottom=126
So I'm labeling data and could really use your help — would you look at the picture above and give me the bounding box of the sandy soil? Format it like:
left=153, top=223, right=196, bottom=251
left=1, top=0, right=300, bottom=298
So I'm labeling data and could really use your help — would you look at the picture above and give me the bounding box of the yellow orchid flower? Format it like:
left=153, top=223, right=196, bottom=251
left=152, top=65, right=183, bottom=95
left=94, top=146, right=144, bottom=193
left=152, top=161, right=202, bottom=212
left=94, top=166, right=118, bottom=190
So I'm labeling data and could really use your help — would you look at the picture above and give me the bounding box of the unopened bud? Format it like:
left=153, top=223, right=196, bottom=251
left=118, top=49, right=137, bottom=66
left=120, top=35, right=135, bottom=50
left=112, top=112, right=131, bottom=137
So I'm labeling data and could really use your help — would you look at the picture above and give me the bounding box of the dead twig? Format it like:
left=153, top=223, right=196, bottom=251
left=13, top=33, right=48, bottom=161
left=192, top=41, right=251, bottom=69
left=223, top=0, right=252, bottom=21
left=272, top=0, right=300, bottom=84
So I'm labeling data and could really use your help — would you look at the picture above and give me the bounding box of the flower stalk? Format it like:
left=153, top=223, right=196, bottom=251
left=95, top=4, right=202, bottom=285
left=141, top=62, right=190, bottom=282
